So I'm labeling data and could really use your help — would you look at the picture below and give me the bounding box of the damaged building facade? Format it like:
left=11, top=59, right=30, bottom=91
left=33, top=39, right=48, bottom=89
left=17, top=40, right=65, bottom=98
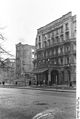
left=16, top=42, right=35, bottom=85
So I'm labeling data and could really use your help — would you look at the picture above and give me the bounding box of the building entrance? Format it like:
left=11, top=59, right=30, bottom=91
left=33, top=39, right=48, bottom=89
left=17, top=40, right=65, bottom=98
left=51, top=70, right=59, bottom=85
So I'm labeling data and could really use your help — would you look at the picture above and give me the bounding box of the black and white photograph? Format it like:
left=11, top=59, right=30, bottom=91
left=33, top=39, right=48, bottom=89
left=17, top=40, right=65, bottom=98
left=0, top=0, right=79, bottom=119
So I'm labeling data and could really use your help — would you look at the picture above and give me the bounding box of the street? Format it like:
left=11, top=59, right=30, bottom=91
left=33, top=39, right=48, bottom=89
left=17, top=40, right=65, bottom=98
left=0, top=88, right=76, bottom=119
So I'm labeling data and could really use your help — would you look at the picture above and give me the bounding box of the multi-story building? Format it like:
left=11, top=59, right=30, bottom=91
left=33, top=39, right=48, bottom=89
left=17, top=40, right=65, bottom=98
left=33, top=12, right=76, bottom=86
left=16, top=42, right=35, bottom=85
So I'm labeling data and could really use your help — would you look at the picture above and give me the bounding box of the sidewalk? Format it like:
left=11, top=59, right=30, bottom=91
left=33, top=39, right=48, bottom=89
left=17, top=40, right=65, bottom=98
left=23, top=85, right=76, bottom=93
left=0, top=84, right=76, bottom=93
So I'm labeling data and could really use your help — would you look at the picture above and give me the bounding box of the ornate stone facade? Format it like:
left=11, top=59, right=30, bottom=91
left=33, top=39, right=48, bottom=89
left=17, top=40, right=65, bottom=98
left=33, top=12, right=76, bottom=86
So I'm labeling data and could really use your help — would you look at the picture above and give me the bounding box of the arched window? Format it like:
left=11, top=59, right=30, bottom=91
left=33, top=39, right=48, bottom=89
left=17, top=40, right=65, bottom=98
left=61, top=58, right=63, bottom=65
left=54, top=49, right=56, bottom=55
left=58, top=47, right=60, bottom=54
left=65, top=32, right=69, bottom=40
left=48, top=40, right=50, bottom=46
left=44, top=41, right=47, bottom=47
left=65, top=23, right=69, bottom=30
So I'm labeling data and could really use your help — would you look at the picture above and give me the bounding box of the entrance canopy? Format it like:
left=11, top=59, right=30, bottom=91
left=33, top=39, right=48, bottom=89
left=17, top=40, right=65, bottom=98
left=32, top=68, right=48, bottom=74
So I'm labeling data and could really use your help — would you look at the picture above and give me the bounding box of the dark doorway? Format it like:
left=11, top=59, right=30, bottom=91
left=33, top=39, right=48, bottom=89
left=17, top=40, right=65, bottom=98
left=51, top=70, right=59, bottom=85
left=45, top=71, right=48, bottom=85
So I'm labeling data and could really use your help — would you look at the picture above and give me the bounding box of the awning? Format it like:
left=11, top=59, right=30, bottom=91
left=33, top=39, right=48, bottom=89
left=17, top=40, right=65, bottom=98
left=32, top=68, right=48, bottom=74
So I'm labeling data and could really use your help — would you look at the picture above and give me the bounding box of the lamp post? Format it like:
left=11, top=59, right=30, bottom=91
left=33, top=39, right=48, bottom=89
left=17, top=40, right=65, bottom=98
left=56, top=75, right=57, bottom=88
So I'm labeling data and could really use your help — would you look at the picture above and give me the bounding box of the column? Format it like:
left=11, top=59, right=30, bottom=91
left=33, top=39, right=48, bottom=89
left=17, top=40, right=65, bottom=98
left=48, top=70, right=51, bottom=86
left=58, top=70, right=62, bottom=84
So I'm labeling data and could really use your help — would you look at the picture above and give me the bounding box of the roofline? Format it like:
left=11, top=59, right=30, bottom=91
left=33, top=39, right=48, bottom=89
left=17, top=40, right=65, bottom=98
left=16, top=42, right=35, bottom=47
left=37, top=11, right=73, bottom=32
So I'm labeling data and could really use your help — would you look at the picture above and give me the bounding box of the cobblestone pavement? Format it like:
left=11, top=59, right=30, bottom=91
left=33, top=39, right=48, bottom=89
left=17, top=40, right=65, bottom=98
left=0, top=88, right=76, bottom=119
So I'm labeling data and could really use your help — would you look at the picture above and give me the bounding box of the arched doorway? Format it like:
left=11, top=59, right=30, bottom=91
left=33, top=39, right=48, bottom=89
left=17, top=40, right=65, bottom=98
left=51, top=70, right=59, bottom=85
left=60, top=71, right=64, bottom=84
left=64, top=69, right=71, bottom=86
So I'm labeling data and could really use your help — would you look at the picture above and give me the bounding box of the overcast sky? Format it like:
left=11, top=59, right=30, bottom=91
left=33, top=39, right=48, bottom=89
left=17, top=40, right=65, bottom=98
left=0, top=0, right=78, bottom=58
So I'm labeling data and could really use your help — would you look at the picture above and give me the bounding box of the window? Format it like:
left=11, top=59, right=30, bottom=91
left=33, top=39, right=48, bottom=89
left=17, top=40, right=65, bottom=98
left=54, top=59, right=56, bottom=64
left=39, top=42, right=41, bottom=48
left=42, top=52, right=44, bottom=57
left=60, top=47, right=63, bottom=54
left=48, top=40, right=50, bottom=46
left=66, top=46, right=70, bottom=52
left=74, top=55, right=76, bottom=63
left=56, top=36, right=59, bottom=43
left=58, top=58, right=61, bottom=64
left=52, top=37, right=54, bottom=44
left=63, top=46, right=64, bottom=53
left=50, top=50, right=52, bottom=56
left=58, top=48, right=60, bottom=54
left=45, top=34, right=48, bottom=40
left=73, top=30, right=76, bottom=38
left=60, top=34, right=64, bottom=41
left=56, top=29, right=58, bottom=35
left=73, top=44, right=76, bottom=51
left=65, top=23, right=69, bottom=30
left=48, top=33, right=50, bottom=38
left=61, top=58, right=63, bottom=64
left=44, top=41, right=47, bottom=47
left=54, top=49, right=56, bottom=55
left=52, top=31, right=54, bottom=37
left=46, top=51, right=48, bottom=57
left=39, top=36, right=41, bottom=41
left=65, top=32, right=69, bottom=40
left=61, top=26, right=63, bottom=33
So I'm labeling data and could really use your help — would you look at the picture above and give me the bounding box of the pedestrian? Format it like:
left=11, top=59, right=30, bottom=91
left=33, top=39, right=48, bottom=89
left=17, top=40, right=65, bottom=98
left=2, top=81, right=5, bottom=85
left=37, top=80, right=38, bottom=86
left=15, top=82, right=17, bottom=85
left=70, top=81, right=72, bottom=87
left=29, top=80, right=31, bottom=86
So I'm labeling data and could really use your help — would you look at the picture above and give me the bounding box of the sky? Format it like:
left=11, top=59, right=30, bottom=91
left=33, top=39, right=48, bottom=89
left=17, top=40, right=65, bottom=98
left=0, top=0, right=78, bottom=59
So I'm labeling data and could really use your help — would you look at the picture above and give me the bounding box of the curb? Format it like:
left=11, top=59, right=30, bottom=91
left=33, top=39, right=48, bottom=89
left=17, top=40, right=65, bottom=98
left=0, top=86, right=76, bottom=93
left=16, top=87, right=76, bottom=93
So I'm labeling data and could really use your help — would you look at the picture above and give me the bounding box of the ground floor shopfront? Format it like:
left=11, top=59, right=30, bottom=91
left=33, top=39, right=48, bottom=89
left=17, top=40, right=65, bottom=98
left=34, top=65, right=76, bottom=86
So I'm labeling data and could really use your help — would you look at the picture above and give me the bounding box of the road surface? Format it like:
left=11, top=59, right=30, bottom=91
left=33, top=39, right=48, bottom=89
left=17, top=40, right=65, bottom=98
left=0, top=88, right=76, bottom=119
